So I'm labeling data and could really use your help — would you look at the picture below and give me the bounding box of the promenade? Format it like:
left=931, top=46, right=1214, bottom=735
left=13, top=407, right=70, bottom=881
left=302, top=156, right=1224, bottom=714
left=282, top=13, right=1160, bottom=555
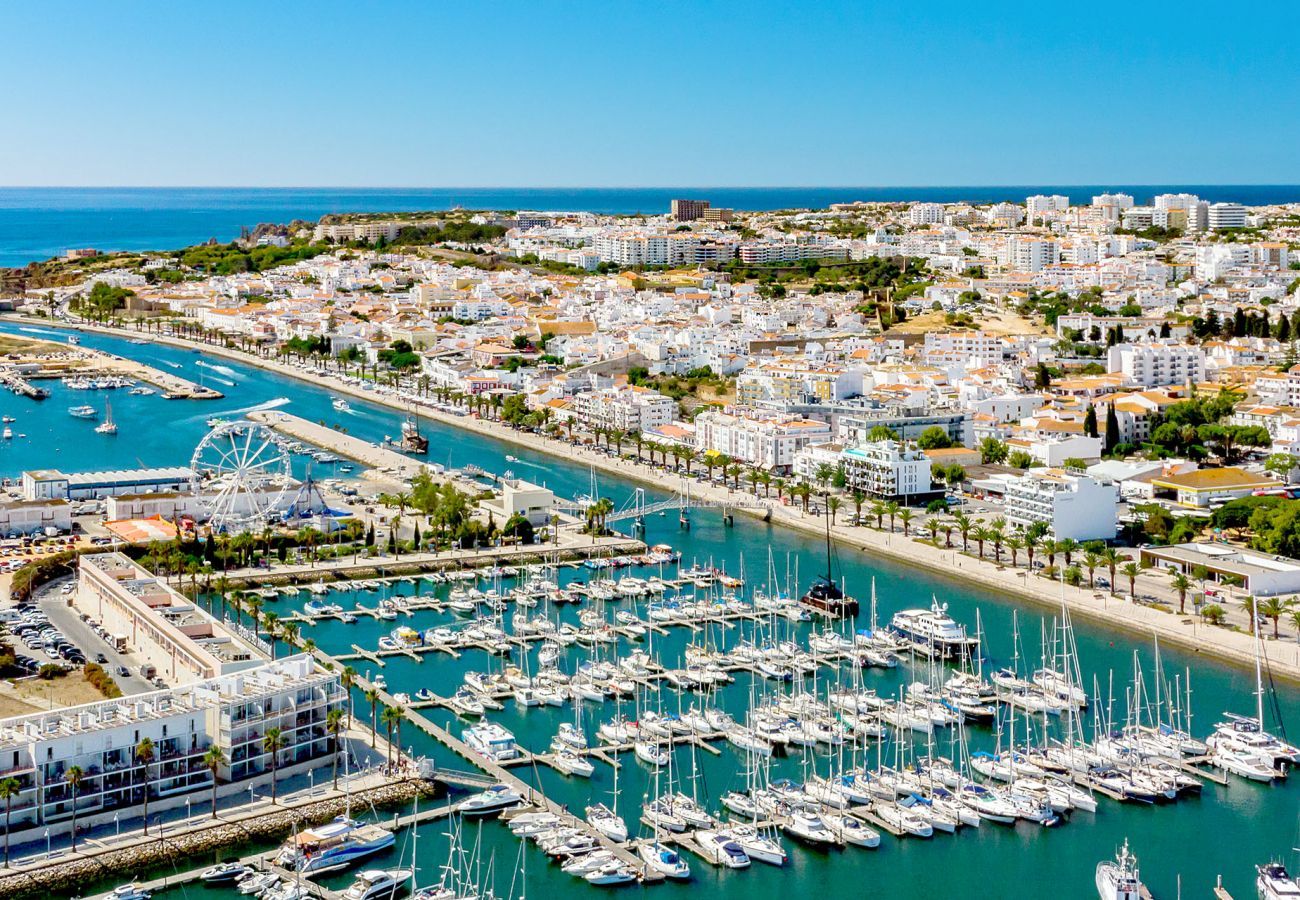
left=30, top=316, right=1300, bottom=681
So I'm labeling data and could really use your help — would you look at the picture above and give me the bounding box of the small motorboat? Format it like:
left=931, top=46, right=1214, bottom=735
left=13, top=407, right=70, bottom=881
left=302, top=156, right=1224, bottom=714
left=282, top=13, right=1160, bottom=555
left=342, top=868, right=413, bottom=900
left=108, top=885, right=152, bottom=900
left=201, top=862, right=252, bottom=883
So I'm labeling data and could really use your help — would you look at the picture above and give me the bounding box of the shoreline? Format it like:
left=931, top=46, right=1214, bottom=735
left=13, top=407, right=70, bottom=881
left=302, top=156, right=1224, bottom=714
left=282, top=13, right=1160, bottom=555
left=13, top=314, right=1300, bottom=682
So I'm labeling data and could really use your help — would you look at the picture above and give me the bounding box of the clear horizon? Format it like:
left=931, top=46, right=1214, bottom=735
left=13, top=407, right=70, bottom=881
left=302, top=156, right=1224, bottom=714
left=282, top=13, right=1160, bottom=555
left=3, top=1, right=1298, bottom=187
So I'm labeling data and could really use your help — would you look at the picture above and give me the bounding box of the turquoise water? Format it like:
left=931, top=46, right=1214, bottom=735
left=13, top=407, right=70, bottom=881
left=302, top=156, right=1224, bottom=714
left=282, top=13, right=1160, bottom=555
left=4, top=321, right=1297, bottom=899
left=6, top=186, right=1300, bottom=267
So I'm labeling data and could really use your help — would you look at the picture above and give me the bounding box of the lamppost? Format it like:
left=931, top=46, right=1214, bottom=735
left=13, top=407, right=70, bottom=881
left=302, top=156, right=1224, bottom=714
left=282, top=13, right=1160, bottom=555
left=308, top=769, right=314, bottom=797
left=186, top=799, right=192, bottom=823
left=44, top=829, right=50, bottom=860
left=114, top=813, right=119, bottom=839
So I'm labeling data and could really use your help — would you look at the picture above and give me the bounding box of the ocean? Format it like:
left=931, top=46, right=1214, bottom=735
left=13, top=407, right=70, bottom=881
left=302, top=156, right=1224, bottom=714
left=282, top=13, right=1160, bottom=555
left=3, top=185, right=1300, bottom=268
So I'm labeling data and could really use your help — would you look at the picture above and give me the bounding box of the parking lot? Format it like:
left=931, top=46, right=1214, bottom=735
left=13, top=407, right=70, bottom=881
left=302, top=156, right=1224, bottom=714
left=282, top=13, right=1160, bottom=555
left=34, top=577, right=158, bottom=694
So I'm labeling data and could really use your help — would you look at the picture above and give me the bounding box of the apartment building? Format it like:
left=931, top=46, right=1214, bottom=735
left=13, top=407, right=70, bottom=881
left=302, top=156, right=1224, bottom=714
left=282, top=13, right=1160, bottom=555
left=572, top=385, right=675, bottom=433
left=1106, top=341, right=1206, bottom=388
left=1003, top=468, right=1118, bottom=541
left=313, top=221, right=402, bottom=243
left=1208, top=203, right=1247, bottom=231
left=840, top=440, right=938, bottom=502
left=908, top=203, right=945, bottom=225
left=737, top=241, right=849, bottom=265
left=1026, top=195, right=1069, bottom=217
left=75, top=553, right=263, bottom=684
left=1005, top=235, right=1060, bottom=273
left=737, top=359, right=862, bottom=408
left=0, top=654, right=345, bottom=837
left=986, top=203, right=1025, bottom=227
left=922, top=331, right=1003, bottom=368
left=694, top=407, right=831, bottom=471
left=670, top=199, right=710, bottom=221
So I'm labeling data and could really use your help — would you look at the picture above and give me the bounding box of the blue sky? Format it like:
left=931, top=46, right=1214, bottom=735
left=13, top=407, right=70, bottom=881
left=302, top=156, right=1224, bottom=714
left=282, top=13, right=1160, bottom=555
left=3, top=0, right=1298, bottom=187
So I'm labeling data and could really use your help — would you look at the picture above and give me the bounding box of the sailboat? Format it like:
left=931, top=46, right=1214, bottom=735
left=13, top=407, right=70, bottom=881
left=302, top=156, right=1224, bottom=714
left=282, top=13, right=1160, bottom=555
left=799, top=502, right=858, bottom=617
left=401, top=407, right=429, bottom=454
left=95, top=399, right=118, bottom=435
left=1207, top=613, right=1300, bottom=779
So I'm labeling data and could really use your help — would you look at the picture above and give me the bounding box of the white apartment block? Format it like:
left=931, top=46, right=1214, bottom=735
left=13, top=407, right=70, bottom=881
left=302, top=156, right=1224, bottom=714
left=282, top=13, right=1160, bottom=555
left=986, top=203, right=1025, bottom=227
left=908, top=203, right=945, bottom=226
left=737, top=242, right=849, bottom=265
left=1106, top=341, right=1206, bottom=388
left=1026, top=195, right=1069, bottom=217
left=694, top=407, right=831, bottom=471
left=313, top=221, right=402, bottom=243
left=0, top=654, right=344, bottom=836
left=76, top=553, right=262, bottom=683
left=1006, top=235, right=1060, bottom=272
left=922, top=331, right=1003, bottom=367
left=1003, top=469, right=1118, bottom=541
left=1208, top=203, right=1246, bottom=231
left=572, top=386, right=675, bottom=433
left=840, top=440, right=935, bottom=501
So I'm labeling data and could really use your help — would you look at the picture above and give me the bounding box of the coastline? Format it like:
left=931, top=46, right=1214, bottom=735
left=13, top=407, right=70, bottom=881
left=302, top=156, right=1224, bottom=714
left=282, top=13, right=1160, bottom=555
left=15, top=314, right=1300, bottom=682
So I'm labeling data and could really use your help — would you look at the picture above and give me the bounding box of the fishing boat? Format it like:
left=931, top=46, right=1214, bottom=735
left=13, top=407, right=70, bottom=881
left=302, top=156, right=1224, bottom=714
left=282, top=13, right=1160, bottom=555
left=276, top=817, right=396, bottom=876
left=799, top=504, right=858, bottom=617
left=95, top=400, right=118, bottom=434
left=342, top=869, right=413, bottom=900
left=68, top=404, right=98, bottom=418
left=1095, top=840, right=1144, bottom=900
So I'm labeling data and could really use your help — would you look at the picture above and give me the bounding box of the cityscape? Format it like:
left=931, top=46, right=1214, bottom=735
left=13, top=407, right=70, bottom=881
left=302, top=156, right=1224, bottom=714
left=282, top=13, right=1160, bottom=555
left=2, top=4, right=1299, bottom=900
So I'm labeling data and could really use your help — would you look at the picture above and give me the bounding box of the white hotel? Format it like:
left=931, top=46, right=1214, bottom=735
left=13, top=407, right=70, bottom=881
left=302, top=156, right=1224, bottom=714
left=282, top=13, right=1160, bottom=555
left=572, top=385, right=675, bottom=433
left=1106, top=341, right=1206, bottom=389
left=1003, top=468, right=1118, bottom=541
left=0, top=653, right=346, bottom=838
left=840, top=440, right=936, bottom=502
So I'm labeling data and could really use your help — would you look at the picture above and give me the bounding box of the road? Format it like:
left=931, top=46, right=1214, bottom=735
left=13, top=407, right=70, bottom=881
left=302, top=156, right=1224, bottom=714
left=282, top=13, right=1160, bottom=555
left=35, top=575, right=157, bottom=694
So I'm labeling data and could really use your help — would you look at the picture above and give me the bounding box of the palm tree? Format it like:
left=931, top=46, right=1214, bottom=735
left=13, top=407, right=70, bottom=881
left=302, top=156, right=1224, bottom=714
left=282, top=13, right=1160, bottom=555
left=828, top=496, right=842, bottom=525
left=204, top=745, right=226, bottom=818
left=727, top=465, right=743, bottom=490
left=851, top=489, right=866, bottom=524
left=327, top=708, right=346, bottom=790
left=1257, top=596, right=1288, bottom=639
left=884, top=501, right=900, bottom=533
left=341, top=666, right=358, bottom=725
left=870, top=501, right=886, bottom=530
left=65, top=766, right=84, bottom=851
left=953, top=511, right=972, bottom=552
left=1057, top=538, right=1079, bottom=567
left=796, top=483, right=812, bottom=513
left=940, top=521, right=955, bottom=549
left=135, top=737, right=155, bottom=835
left=1043, top=539, right=1060, bottom=571
left=381, top=706, right=404, bottom=772
left=989, top=519, right=1005, bottom=561
left=1006, top=535, right=1023, bottom=567
left=0, top=776, right=20, bottom=867
left=365, top=688, right=381, bottom=748
left=1121, top=561, right=1141, bottom=599
left=972, top=525, right=991, bottom=559
left=1023, top=530, right=1040, bottom=571
left=1083, top=552, right=1101, bottom=589
left=1170, top=573, right=1192, bottom=615
left=1101, top=548, right=1123, bottom=595
left=1288, top=607, right=1300, bottom=643
left=898, top=507, right=914, bottom=537
left=263, top=728, right=285, bottom=804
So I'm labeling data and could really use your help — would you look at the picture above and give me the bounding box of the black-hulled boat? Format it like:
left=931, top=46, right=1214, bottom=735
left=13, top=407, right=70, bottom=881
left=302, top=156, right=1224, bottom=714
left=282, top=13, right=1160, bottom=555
left=799, top=503, right=858, bottom=617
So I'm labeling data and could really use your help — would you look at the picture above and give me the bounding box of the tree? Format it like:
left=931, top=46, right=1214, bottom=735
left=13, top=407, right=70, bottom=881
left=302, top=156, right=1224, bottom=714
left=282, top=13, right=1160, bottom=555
left=382, top=705, right=405, bottom=772
left=205, top=745, right=226, bottom=818
left=1170, top=573, right=1192, bottom=615
left=1202, top=603, right=1227, bottom=626
left=263, top=728, right=285, bottom=803
left=1258, top=596, right=1289, bottom=639
left=135, top=737, right=155, bottom=834
left=0, top=776, right=19, bottom=867
left=65, top=766, right=85, bottom=851
left=1104, top=402, right=1120, bottom=453
left=979, top=437, right=1008, bottom=465
left=898, top=507, right=914, bottom=536
left=365, top=688, right=381, bottom=748
left=954, top=511, right=973, bottom=552
left=916, top=426, right=953, bottom=450
left=1101, top=548, right=1123, bottom=595
left=972, top=525, right=992, bottom=559
left=828, top=496, right=842, bottom=525
left=1264, top=453, right=1298, bottom=481
left=327, top=708, right=346, bottom=790
left=867, top=425, right=899, bottom=442
left=885, top=501, right=900, bottom=533
left=1034, top=362, right=1052, bottom=390
left=1083, top=405, right=1098, bottom=439
left=1121, top=561, right=1141, bottom=599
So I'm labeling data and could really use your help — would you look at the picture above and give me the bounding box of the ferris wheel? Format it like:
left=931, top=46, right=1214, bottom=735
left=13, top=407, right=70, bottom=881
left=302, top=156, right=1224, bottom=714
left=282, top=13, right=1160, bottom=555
left=191, top=420, right=293, bottom=533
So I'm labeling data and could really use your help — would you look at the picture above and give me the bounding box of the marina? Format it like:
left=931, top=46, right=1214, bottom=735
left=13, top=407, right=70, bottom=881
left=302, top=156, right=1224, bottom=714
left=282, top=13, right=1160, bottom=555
left=0, top=321, right=1296, bottom=900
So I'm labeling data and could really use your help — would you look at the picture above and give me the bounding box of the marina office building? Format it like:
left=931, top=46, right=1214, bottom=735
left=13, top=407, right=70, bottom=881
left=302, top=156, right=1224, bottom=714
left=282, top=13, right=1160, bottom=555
left=75, top=552, right=263, bottom=683
left=0, top=653, right=346, bottom=837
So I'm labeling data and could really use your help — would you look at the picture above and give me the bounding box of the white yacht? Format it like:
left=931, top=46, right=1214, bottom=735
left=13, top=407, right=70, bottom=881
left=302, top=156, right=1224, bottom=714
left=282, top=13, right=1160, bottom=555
left=456, top=784, right=523, bottom=817
left=342, top=869, right=413, bottom=900
left=277, top=817, right=396, bottom=876
left=889, top=601, right=978, bottom=659
left=1258, top=863, right=1300, bottom=899
left=1096, top=841, right=1144, bottom=900
left=463, top=723, right=520, bottom=761
left=585, top=802, right=628, bottom=843
left=637, top=842, right=691, bottom=879
left=333, top=398, right=352, bottom=412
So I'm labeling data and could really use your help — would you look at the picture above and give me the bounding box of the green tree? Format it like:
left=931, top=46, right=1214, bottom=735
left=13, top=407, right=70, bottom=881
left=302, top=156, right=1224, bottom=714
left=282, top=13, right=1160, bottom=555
left=0, top=776, right=20, bottom=867
left=365, top=688, right=381, bottom=747
left=916, top=426, right=953, bottom=450
left=135, top=737, right=155, bottom=835
left=263, top=728, right=285, bottom=803
left=1121, top=561, right=1141, bottom=598
left=867, top=425, right=899, bottom=442
left=1104, top=402, right=1120, bottom=453
left=204, top=745, right=226, bottom=818
left=327, top=708, right=346, bottom=790
left=979, top=437, right=1008, bottom=464
left=382, top=705, right=405, bottom=772
left=1083, top=405, right=1098, bottom=439
left=65, top=766, right=85, bottom=851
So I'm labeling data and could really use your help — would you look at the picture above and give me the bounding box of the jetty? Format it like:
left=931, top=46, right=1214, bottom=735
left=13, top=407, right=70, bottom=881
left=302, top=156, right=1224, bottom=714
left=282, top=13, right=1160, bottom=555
left=250, top=408, right=439, bottom=482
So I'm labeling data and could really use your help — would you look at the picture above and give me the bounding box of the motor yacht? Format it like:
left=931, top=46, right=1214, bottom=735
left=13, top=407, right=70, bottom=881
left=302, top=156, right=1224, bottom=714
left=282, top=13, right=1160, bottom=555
left=342, top=869, right=414, bottom=900
left=1096, top=841, right=1144, bottom=900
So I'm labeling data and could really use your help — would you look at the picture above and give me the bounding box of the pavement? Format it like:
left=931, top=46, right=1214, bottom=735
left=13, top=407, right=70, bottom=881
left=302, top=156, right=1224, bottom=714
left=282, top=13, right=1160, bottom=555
left=34, top=575, right=157, bottom=694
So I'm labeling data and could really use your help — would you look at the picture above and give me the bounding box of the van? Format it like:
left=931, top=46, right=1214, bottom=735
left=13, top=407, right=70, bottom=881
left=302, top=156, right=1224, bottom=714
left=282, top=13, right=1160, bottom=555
left=138, top=663, right=157, bottom=679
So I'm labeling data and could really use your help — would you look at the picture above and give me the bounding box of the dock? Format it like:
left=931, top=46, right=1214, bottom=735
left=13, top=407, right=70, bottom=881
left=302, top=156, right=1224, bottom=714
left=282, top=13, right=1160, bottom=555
left=250, top=408, right=446, bottom=482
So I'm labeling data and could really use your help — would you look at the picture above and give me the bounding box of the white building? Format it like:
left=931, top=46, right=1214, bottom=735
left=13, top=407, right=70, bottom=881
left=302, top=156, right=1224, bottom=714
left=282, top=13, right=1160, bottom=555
left=0, top=653, right=345, bottom=838
left=908, top=203, right=945, bottom=226
left=1208, top=202, right=1246, bottom=231
left=1026, top=195, right=1069, bottom=217
left=1106, top=341, right=1206, bottom=388
left=694, top=407, right=832, bottom=471
left=1003, top=468, right=1118, bottom=541
left=572, top=385, right=675, bottom=433
left=840, top=440, right=935, bottom=501
left=1006, top=235, right=1061, bottom=272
